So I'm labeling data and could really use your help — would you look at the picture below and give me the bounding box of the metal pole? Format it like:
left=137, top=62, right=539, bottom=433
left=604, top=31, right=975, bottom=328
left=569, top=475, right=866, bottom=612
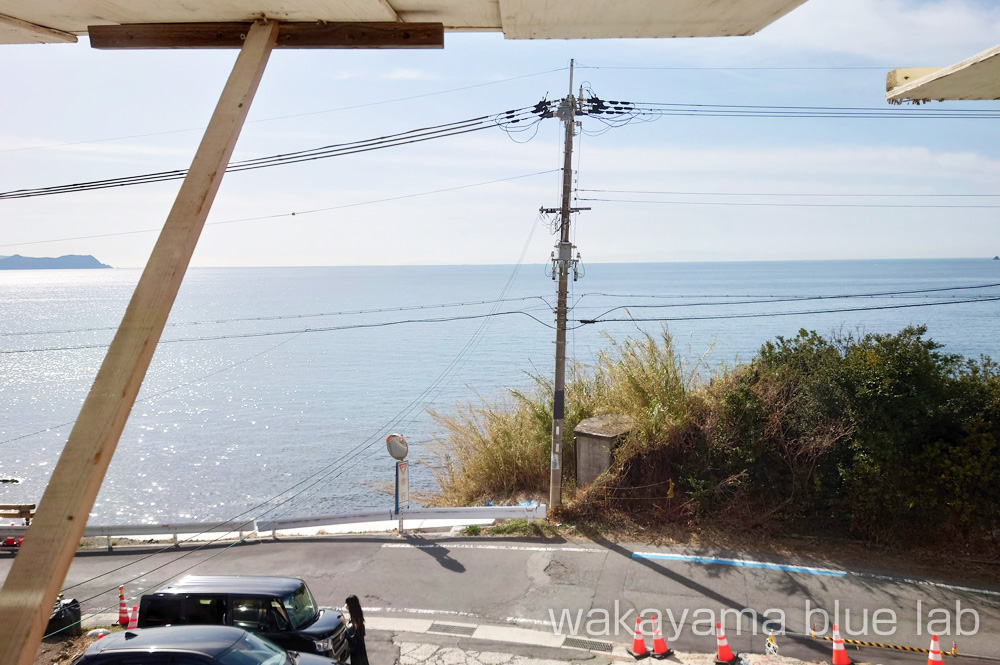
left=549, top=60, right=576, bottom=509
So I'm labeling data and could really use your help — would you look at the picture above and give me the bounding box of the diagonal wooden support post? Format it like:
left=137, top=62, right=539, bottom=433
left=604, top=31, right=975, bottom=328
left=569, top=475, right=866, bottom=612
left=0, top=19, right=278, bottom=665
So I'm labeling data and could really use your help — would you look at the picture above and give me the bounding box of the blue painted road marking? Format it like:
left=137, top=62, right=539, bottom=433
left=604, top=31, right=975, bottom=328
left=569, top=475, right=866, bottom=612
left=631, top=551, right=847, bottom=577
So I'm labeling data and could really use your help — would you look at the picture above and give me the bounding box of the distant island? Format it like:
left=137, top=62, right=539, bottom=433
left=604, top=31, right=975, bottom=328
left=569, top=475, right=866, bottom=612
left=0, top=254, right=111, bottom=270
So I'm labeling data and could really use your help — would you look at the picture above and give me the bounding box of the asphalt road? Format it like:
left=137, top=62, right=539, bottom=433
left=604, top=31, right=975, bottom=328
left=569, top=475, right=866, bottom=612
left=2, top=534, right=998, bottom=664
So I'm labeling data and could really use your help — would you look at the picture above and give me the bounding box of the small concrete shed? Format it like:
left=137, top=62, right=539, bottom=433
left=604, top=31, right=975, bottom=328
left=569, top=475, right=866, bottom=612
left=574, top=415, right=633, bottom=486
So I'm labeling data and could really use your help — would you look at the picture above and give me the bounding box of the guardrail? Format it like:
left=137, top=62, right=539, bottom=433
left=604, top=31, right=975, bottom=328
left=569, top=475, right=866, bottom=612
left=1, top=520, right=259, bottom=550
left=259, top=503, right=545, bottom=535
left=0, top=504, right=545, bottom=550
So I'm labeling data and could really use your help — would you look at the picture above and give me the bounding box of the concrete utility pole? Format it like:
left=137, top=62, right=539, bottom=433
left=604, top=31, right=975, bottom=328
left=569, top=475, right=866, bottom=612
left=543, top=60, right=587, bottom=509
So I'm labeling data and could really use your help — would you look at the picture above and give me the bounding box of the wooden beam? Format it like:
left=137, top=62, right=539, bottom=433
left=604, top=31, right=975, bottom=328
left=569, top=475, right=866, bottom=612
left=0, top=19, right=278, bottom=665
left=89, top=21, right=443, bottom=50
left=886, top=67, right=941, bottom=94
left=886, top=43, right=1000, bottom=103
left=0, top=13, right=77, bottom=44
left=373, top=0, right=401, bottom=22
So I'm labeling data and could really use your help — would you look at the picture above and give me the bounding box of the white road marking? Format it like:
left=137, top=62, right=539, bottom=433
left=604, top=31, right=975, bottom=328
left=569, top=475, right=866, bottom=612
left=852, top=572, right=1000, bottom=598
left=362, top=606, right=554, bottom=627
left=381, top=543, right=604, bottom=553
left=367, top=617, right=433, bottom=634
left=361, top=606, right=483, bottom=619
left=364, top=609, right=570, bottom=650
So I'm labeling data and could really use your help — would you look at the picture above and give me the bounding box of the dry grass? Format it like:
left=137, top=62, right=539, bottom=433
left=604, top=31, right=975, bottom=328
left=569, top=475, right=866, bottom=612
left=425, top=330, right=701, bottom=507
left=425, top=387, right=552, bottom=506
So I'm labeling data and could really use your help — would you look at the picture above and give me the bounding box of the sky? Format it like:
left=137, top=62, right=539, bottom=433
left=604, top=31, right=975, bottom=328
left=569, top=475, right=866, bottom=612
left=2, top=0, right=1000, bottom=268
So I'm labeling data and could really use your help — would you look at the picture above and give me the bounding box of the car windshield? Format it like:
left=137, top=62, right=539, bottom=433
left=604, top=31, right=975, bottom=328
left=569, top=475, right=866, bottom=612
left=218, top=632, right=287, bottom=665
left=280, top=585, right=317, bottom=629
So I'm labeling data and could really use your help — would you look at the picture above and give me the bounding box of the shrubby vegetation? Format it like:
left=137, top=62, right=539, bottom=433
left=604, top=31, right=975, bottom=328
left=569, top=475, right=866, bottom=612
left=429, top=326, right=1000, bottom=546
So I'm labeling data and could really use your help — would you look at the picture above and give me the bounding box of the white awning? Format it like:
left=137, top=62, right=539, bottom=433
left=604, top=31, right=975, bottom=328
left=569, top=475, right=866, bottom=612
left=886, top=43, right=1000, bottom=104
left=0, top=0, right=808, bottom=45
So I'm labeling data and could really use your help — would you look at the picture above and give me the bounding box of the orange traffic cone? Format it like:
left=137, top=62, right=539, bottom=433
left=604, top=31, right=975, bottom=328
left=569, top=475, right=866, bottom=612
left=650, top=617, right=672, bottom=659
left=831, top=624, right=850, bottom=665
left=118, top=586, right=128, bottom=626
left=927, top=635, right=943, bottom=665
left=627, top=616, right=649, bottom=659
left=127, top=605, right=138, bottom=630
left=715, top=621, right=736, bottom=664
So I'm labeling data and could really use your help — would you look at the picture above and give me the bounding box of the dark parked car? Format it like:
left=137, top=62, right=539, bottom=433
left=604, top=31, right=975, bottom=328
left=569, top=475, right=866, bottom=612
left=71, top=625, right=334, bottom=665
left=137, top=576, right=348, bottom=662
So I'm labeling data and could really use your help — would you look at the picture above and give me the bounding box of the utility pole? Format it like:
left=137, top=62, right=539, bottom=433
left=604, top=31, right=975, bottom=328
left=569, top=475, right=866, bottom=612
left=542, top=60, right=588, bottom=509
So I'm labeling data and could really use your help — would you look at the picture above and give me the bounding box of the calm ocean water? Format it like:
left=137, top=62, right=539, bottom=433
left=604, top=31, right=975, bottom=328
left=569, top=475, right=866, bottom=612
left=1, top=259, right=998, bottom=525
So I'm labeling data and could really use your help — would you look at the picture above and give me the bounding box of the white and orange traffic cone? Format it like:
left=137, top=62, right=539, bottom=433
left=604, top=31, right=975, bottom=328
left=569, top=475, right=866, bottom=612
left=831, top=624, right=850, bottom=665
left=127, top=605, right=138, bottom=630
left=927, top=635, right=943, bottom=665
left=627, top=616, right=648, bottom=659
left=715, top=621, right=736, bottom=664
left=118, top=586, right=128, bottom=626
left=650, top=617, right=671, bottom=659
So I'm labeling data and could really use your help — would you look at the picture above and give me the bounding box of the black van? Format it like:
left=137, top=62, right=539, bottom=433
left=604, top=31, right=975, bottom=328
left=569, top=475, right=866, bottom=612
left=137, top=575, right=348, bottom=662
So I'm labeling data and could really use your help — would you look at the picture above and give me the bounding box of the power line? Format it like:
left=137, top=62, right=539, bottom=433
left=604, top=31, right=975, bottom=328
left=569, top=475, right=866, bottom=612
left=576, top=295, right=1000, bottom=326
left=0, top=294, right=554, bottom=338
left=579, top=188, right=1000, bottom=198
left=2, top=67, right=566, bottom=155
left=0, top=309, right=556, bottom=355
left=0, top=169, right=558, bottom=250
left=577, top=64, right=894, bottom=71
left=630, top=110, right=1000, bottom=119
left=579, top=197, right=1000, bottom=209
left=628, top=100, right=1000, bottom=114
left=572, top=287, right=1000, bottom=301
left=10, top=282, right=994, bottom=340
left=577, top=95, right=1000, bottom=123
left=0, top=106, right=545, bottom=200
left=580, top=283, right=1000, bottom=321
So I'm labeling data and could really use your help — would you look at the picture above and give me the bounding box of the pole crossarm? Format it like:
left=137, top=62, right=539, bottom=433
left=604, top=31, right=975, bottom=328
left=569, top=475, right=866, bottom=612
left=88, top=21, right=443, bottom=50
left=540, top=207, right=590, bottom=214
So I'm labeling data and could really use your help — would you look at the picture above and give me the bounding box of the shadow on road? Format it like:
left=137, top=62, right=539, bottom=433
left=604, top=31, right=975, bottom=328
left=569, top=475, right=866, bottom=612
left=402, top=535, right=466, bottom=573
left=579, top=528, right=829, bottom=659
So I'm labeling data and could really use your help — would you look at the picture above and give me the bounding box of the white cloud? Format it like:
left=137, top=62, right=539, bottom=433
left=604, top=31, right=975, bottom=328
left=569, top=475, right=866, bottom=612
left=580, top=142, right=1000, bottom=188
left=382, top=68, right=440, bottom=81
left=761, top=0, right=1000, bottom=64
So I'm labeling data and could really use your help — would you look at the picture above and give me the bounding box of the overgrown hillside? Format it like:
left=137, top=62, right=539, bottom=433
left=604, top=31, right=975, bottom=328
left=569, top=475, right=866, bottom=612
left=429, top=326, right=1000, bottom=546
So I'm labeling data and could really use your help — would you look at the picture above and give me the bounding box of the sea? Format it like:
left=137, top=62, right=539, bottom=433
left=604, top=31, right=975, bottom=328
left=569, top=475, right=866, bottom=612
left=1, top=259, right=998, bottom=526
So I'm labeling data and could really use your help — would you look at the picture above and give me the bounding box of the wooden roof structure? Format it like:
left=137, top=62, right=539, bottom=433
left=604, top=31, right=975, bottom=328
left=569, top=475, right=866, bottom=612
left=886, top=43, right=1000, bottom=103
left=0, top=0, right=809, bottom=44
left=0, top=2, right=813, bottom=664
